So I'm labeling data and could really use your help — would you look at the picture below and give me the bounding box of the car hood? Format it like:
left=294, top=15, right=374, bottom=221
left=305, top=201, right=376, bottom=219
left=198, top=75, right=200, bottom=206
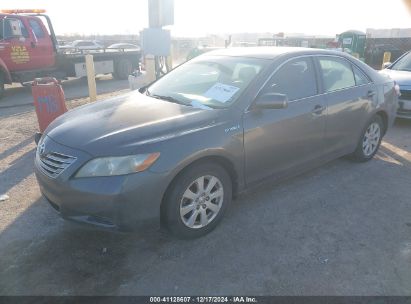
left=380, top=69, right=411, bottom=89
left=46, top=92, right=223, bottom=156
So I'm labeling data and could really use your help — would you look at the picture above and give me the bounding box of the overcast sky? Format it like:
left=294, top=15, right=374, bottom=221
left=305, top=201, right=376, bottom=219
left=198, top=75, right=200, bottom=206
left=3, top=0, right=411, bottom=37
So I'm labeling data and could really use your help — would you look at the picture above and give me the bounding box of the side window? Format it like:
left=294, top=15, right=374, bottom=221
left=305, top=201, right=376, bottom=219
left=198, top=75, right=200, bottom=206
left=353, top=65, right=370, bottom=86
left=19, top=20, right=29, bottom=38
left=2, top=18, right=29, bottom=39
left=29, top=19, right=45, bottom=38
left=319, top=57, right=355, bottom=92
left=261, top=58, right=318, bottom=101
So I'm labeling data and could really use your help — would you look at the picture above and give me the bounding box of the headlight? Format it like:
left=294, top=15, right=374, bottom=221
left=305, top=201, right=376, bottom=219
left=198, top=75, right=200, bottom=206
left=75, top=153, right=160, bottom=178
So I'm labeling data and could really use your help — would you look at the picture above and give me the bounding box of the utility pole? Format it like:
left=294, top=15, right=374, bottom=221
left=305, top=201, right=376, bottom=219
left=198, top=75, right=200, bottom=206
left=141, top=0, right=174, bottom=81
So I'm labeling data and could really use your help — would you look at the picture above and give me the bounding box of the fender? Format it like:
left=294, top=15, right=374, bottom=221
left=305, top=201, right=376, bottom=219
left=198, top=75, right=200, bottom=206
left=163, top=147, right=245, bottom=194
left=0, top=58, right=12, bottom=83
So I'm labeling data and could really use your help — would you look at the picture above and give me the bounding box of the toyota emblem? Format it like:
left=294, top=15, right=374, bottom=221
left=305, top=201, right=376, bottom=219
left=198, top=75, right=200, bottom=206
left=39, top=143, right=46, bottom=156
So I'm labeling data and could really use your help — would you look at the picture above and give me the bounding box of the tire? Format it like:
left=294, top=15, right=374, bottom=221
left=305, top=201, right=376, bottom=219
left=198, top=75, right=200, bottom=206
left=351, top=115, right=384, bottom=162
left=113, top=59, right=133, bottom=80
left=162, top=162, right=232, bottom=239
left=0, top=72, right=5, bottom=99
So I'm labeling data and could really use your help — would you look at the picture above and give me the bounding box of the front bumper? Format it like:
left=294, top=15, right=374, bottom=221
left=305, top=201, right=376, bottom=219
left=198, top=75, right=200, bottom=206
left=34, top=136, right=168, bottom=231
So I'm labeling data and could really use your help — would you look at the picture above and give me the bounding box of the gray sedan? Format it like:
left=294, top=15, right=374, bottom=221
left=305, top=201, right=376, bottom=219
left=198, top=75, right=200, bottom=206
left=35, top=47, right=398, bottom=238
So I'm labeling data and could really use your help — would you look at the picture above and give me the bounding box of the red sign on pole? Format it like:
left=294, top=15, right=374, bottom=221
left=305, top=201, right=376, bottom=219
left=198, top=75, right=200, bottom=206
left=32, top=77, right=68, bottom=133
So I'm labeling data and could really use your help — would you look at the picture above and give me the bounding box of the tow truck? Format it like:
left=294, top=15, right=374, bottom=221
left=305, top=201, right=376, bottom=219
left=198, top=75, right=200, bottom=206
left=0, top=9, right=141, bottom=98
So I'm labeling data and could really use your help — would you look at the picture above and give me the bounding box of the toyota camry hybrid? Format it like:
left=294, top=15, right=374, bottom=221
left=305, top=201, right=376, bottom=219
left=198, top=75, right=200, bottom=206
left=35, top=47, right=398, bottom=238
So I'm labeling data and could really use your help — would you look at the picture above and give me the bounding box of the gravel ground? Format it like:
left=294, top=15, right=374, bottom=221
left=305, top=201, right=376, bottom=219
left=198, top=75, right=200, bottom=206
left=0, top=94, right=410, bottom=295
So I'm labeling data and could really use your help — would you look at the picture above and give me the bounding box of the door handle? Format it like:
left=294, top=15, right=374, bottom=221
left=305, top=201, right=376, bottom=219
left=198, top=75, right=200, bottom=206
left=312, top=105, right=325, bottom=115
left=367, top=90, right=376, bottom=98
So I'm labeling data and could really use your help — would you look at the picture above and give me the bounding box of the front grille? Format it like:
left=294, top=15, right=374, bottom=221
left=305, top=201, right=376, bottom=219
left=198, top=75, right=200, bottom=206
left=38, top=151, right=76, bottom=178
left=400, top=90, right=411, bottom=101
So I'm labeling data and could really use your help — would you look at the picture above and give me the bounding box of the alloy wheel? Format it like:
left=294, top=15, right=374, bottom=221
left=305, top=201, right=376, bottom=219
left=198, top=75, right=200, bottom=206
left=362, top=122, right=381, bottom=156
left=180, top=175, right=224, bottom=229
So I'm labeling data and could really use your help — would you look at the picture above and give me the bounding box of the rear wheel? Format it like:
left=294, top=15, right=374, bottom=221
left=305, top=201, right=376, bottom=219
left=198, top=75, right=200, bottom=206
left=162, top=162, right=232, bottom=239
left=113, top=59, right=133, bottom=80
left=351, top=115, right=384, bottom=162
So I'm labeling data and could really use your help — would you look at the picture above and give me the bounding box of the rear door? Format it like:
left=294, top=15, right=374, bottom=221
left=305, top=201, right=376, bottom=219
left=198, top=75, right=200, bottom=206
left=315, top=56, right=375, bottom=155
left=243, top=56, right=327, bottom=184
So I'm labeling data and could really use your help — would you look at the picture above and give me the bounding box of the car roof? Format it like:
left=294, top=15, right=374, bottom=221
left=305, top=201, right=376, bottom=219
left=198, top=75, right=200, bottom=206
left=205, top=47, right=350, bottom=60
left=203, top=47, right=389, bottom=85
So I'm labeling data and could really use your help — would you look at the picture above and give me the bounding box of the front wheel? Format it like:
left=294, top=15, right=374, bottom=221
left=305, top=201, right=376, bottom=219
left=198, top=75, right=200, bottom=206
left=351, top=115, right=384, bottom=162
left=162, top=162, right=232, bottom=239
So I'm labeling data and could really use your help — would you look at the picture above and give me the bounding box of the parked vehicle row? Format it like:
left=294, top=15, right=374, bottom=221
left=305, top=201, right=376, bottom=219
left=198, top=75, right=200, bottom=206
left=58, top=40, right=104, bottom=51
left=58, top=40, right=140, bottom=53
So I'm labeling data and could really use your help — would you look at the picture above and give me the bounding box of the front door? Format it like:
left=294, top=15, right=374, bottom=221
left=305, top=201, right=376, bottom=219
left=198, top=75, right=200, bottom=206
left=25, top=17, right=55, bottom=69
left=244, top=57, right=326, bottom=184
left=0, top=17, right=32, bottom=72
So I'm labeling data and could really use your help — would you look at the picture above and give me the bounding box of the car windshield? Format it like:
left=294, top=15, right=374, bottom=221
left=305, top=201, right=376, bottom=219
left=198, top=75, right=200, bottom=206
left=391, top=52, right=411, bottom=71
left=147, top=55, right=269, bottom=109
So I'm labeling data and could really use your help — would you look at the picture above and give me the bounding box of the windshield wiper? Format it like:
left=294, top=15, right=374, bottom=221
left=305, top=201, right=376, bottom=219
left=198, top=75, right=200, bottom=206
left=148, top=93, right=190, bottom=106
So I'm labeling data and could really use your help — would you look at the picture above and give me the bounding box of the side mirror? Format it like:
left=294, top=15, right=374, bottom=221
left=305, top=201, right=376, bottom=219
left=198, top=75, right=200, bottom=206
left=254, top=93, right=288, bottom=110
left=138, top=85, right=148, bottom=94
left=383, top=62, right=392, bottom=69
